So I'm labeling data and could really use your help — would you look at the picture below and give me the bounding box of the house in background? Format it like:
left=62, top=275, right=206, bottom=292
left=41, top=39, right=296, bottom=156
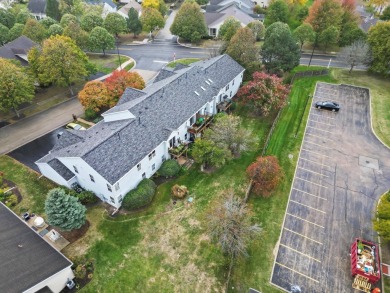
left=118, top=0, right=142, bottom=18
left=27, top=0, right=47, bottom=20
left=36, top=55, right=244, bottom=208
left=205, top=4, right=256, bottom=37
left=0, top=36, right=38, bottom=66
left=86, top=0, right=117, bottom=17
left=0, top=202, right=74, bottom=293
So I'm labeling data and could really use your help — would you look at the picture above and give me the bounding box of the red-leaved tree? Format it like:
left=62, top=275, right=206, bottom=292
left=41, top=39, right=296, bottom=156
left=78, top=80, right=109, bottom=112
left=104, top=70, right=145, bottom=107
left=305, top=0, right=343, bottom=34
left=237, top=71, right=289, bottom=116
left=247, top=156, right=283, bottom=197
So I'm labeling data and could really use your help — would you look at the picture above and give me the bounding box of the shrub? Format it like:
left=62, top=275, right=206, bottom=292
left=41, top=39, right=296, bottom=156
left=122, top=179, right=156, bottom=210
left=85, top=107, right=98, bottom=120
left=5, top=194, right=18, bottom=207
left=158, top=159, right=181, bottom=177
left=59, top=186, right=98, bottom=205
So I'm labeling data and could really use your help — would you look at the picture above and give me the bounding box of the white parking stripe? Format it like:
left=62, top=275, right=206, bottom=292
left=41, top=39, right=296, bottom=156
left=309, top=119, right=336, bottom=127
left=307, top=126, right=334, bottom=134
left=295, top=177, right=329, bottom=188
left=279, top=243, right=321, bottom=262
left=275, top=262, right=320, bottom=283
left=284, top=227, right=323, bottom=244
left=287, top=213, right=325, bottom=229
left=290, top=199, right=326, bottom=214
left=306, top=133, right=333, bottom=141
left=293, top=188, right=327, bottom=201
left=304, top=140, right=333, bottom=149
left=302, top=148, right=332, bottom=158
left=299, top=157, right=333, bottom=169
left=297, top=166, right=329, bottom=177
left=310, top=113, right=335, bottom=120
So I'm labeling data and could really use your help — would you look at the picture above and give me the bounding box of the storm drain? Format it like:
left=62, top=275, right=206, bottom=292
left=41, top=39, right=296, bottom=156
left=359, top=155, right=379, bottom=170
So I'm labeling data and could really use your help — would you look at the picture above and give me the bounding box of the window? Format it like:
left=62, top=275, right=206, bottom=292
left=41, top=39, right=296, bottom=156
left=219, top=94, right=222, bottom=102
left=137, top=163, right=141, bottom=171
left=210, top=28, right=216, bottom=36
left=115, top=182, right=120, bottom=191
left=142, top=172, right=146, bottom=179
left=225, top=85, right=229, bottom=91
left=190, top=115, right=196, bottom=125
left=110, top=196, right=115, bottom=203
left=107, top=184, right=112, bottom=192
left=162, top=155, right=166, bottom=162
left=148, top=150, right=156, bottom=160
left=73, top=165, right=78, bottom=173
left=152, top=164, right=156, bottom=170
left=185, top=133, right=188, bottom=140
left=233, top=79, right=235, bottom=85
left=230, top=91, right=232, bottom=97
left=89, top=174, right=95, bottom=182
left=118, top=195, right=123, bottom=203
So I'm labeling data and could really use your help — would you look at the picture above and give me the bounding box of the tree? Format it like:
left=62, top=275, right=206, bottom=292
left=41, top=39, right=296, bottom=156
left=63, top=21, right=89, bottom=49
left=226, top=27, right=258, bottom=67
left=246, top=156, right=283, bottom=197
left=207, top=191, right=261, bottom=261
left=158, top=0, right=168, bottom=16
left=48, top=23, right=63, bottom=36
left=253, top=5, right=267, bottom=14
left=238, top=71, right=290, bottom=116
left=367, top=21, right=390, bottom=75
left=380, top=6, right=390, bottom=20
left=0, top=8, right=15, bottom=28
left=46, top=0, right=61, bottom=21
left=170, top=2, right=207, bottom=43
left=338, top=40, right=371, bottom=73
left=218, top=17, right=241, bottom=41
left=297, top=6, right=309, bottom=21
left=22, top=19, right=47, bottom=43
left=339, top=23, right=366, bottom=47
left=305, top=0, right=343, bottom=34
left=203, top=114, right=256, bottom=157
left=78, top=80, right=109, bottom=112
left=60, top=13, right=77, bottom=27
left=247, top=20, right=265, bottom=41
left=261, top=22, right=300, bottom=74
left=0, top=24, right=9, bottom=45
left=192, top=139, right=231, bottom=171
left=140, top=7, right=165, bottom=32
left=38, top=35, right=89, bottom=95
left=374, top=191, right=390, bottom=241
left=318, top=25, right=339, bottom=52
left=294, top=23, right=315, bottom=50
left=142, top=0, right=159, bottom=9
left=104, top=12, right=127, bottom=36
left=40, top=16, right=58, bottom=28
left=0, top=58, right=34, bottom=117
left=80, top=12, right=103, bottom=32
left=89, top=26, right=115, bottom=56
left=45, top=188, right=86, bottom=231
left=104, top=70, right=145, bottom=106
left=15, top=10, right=32, bottom=24
left=127, top=7, right=142, bottom=37
left=264, top=0, right=289, bottom=26
left=7, top=23, right=24, bottom=41
left=338, top=0, right=361, bottom=46
left=27, top=46, right=44, bottom=85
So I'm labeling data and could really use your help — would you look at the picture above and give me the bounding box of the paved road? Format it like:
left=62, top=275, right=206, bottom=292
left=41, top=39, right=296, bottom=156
left=271, top=83, right=390, bottom=292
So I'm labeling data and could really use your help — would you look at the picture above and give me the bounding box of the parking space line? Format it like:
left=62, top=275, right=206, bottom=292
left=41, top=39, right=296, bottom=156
left=275, top=262, right=320, bottom=283
left=287, top=213, right=325, bottom=228
left=284, top=227, right=323, bottom=244
left=307, top=126, right=334, bottom=134
left=299, top=157, right=333, bottom=169
left=297, top=166, right=329, bottom=177
left=290, top=199, right=326, bottom=214
left=280, top=243, right=322, bottom=262
left=295, top=177, right=329, bottom=188
left=306, top=133, right=333, bottom=141
left=310, top=113, right=335, bottom=120
left=309, top=119, right=335, bottom=127
left=302, top=148, right=332, bottom=158
left=293, top=188, right=327, bottom=201
left=304, top=140, right=333, bottom=150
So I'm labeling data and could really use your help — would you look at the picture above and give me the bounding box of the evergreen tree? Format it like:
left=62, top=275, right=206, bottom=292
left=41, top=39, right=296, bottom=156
left=45, top=188, right=86, bottom=231
left=264, top=0, right=289, bottom=26
left=0, top=24, right=9, bottom=45
left=127, top=7, right=142, bottom=37
left=0, top=8, right=15, bottom=29
left=46, top=0, right=61, bottom=21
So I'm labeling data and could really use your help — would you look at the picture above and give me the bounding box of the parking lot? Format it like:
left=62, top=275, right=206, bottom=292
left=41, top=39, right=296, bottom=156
left=271, top=83, right=390, bottom=292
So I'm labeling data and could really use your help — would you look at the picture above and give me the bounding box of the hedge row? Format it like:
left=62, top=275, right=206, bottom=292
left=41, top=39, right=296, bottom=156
left=122, top=179, right=156, bottom=211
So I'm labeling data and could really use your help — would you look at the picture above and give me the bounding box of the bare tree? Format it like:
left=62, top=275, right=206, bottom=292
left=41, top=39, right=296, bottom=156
left=338, top=40, right=371, bottom=73
left=205, top=42, right=223, bottom=58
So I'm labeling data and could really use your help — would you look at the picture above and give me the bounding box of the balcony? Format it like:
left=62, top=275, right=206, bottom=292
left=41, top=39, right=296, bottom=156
left=217, top=100, right=232, bottom=112
left=168, top=141, right=190, bottom=159
left=188, top=113, right=214, bottom=134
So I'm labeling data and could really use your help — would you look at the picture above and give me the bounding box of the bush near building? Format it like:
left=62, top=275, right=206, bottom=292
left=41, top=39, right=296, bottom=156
left=122, top=179, right=156, bottom=210
left=158, top=159, right=181, bottom=177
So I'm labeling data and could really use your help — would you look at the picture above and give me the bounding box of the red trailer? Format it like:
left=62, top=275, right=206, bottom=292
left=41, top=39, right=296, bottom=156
left=351, top=238, right=381, bottom=292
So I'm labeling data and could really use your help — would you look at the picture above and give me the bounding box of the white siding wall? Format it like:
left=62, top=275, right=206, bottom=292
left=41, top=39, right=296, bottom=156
left=36, top=163, right=72, bottom=187
left=24, top=266, right=74, bottom=293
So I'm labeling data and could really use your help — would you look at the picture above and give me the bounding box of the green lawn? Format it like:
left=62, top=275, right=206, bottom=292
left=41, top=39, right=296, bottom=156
left=88, top=54, right=130, bottom=74
left=166, top=58, right=201, bottom=68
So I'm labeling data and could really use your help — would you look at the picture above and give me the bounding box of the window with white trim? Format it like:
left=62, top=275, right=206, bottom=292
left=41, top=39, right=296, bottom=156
left=142, top=172, right=146, bottom=179
left=115, top=182, right=120, bottom=191
left=110, top=196, right=115, bottom=203
left=148, top=150, right=156, bottom=160
left=137, top=163, right=141, bottom=171
left=118, top=195, right=123, bottom=203
left=89, top=174, right=95, bottom=182
left=152, top=163, right=156, bottom=170
left=107, top=184, right=112, bottom=192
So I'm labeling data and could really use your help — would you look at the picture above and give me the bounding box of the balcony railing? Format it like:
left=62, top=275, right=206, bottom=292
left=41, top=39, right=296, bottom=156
left=168, top=141, right=190, bottom=158
left=217, top=100, right=232, bottom=112
left=188, top=114, right=214, bottom=134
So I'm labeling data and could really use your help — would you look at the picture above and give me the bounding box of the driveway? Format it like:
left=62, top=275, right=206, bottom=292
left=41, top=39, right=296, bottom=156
left=271, top=83, right=390, bottom=292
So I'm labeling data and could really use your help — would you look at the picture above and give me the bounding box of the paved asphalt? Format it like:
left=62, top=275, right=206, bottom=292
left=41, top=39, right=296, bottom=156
left=270, top=83, right=390, bottom=292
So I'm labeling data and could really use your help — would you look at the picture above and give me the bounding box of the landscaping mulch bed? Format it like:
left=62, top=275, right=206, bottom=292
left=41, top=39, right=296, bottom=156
left=49, top=221, right=90, bottom=244
left=2, top=178, right=22, bottom=203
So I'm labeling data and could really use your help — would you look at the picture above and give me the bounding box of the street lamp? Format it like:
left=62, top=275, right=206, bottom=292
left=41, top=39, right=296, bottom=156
left=115, top=38, right=122, bottom=70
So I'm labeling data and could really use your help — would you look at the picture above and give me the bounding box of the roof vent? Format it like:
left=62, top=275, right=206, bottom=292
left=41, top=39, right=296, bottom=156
left=200, top=86, right=206, bottom=91
left=194, top=91, right=200, bottom=96
left=208, top=78, right=214, bottom=83
left=205, top=80, right=210, bottom=85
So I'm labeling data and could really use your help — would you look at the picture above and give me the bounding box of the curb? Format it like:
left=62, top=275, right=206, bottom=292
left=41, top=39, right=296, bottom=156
left=176, top=37, right=202, bottom=49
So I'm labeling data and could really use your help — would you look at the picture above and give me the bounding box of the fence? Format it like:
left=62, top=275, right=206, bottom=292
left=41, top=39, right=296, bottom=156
left=290, top=69, right=328, bottom=84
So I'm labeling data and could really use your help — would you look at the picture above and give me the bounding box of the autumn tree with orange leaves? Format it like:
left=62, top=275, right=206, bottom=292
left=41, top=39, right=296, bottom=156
left=104, top=70, right=145, bottom=107
left=247, top=156, right=283, bottom=197
left=78, top=80, right=109, bottom=112
left=305, top=0, right=343, bottom=35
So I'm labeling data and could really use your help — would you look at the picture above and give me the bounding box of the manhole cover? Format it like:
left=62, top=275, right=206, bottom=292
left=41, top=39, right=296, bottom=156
left=358, top=155, right=379, bottom=170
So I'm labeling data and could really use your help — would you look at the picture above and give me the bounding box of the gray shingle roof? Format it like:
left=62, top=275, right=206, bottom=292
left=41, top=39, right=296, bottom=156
left=0, top=36, right=37, bottom=65
left=27, top=0, right=47, bottom=14
left=153, top=68, right=177, bottom=83
left=205, top=4, right=255, bottom=27
left=48, top=158, right=75, bottom=180
left=40, top=55, right=244, bottom=184
left=0, top=203, right=72, bottom=292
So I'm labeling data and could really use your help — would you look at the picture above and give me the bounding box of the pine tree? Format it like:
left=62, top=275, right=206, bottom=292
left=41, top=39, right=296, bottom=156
left=127, top=7, right=142, bottom=37
left=46, top=0, right=61, bottom=21
left=45, top=188, right=86, bottom=231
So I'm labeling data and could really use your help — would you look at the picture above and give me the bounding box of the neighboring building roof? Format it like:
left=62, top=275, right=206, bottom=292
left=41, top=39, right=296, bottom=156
left=118, top=0, right=142, bottom=15
left=27, top=0, right=47, bottom=14
left=86, top=0, right=117, bottom=8
left=48, top=158, right=75, bottom=180
left=0, top=203, right=72, bottom=292
left=39, top=55, right=244, bottom=184
left=0, top=36, right=38, bottom=65
left=205, top=4, right=255, bottom=27
left=360, top=17, right=380, bottom=32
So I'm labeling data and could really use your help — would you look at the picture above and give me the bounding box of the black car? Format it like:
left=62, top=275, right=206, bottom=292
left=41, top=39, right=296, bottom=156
left=315, top=101, right=340, bottom=112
